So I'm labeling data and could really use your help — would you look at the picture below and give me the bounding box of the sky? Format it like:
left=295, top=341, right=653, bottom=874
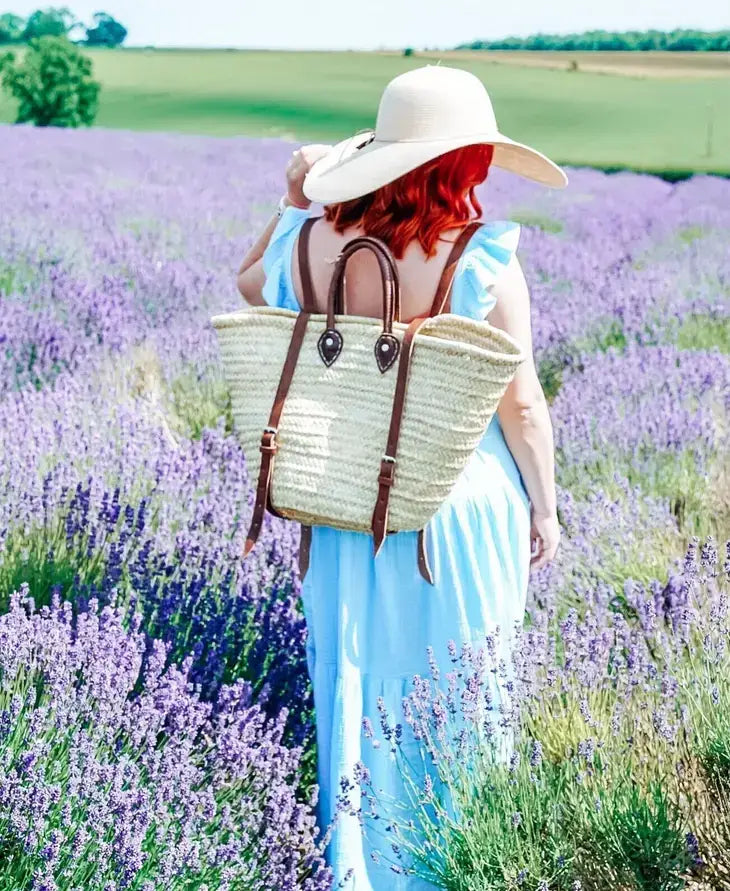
left=10, top=0, right=730, bottom=49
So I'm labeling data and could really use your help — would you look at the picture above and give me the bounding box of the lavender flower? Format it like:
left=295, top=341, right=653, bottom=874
left=0, top=588, right=332, bottom=890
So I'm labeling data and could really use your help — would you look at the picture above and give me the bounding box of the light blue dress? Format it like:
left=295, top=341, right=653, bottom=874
left=262, top=207, right=532, bottom=890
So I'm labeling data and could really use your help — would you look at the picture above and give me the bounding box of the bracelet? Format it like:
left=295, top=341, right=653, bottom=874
left=276, top=194, right=310, bottom=217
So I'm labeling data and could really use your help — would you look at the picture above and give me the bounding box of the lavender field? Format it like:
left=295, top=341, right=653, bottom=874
left=1, top=123, right=730, bottom=890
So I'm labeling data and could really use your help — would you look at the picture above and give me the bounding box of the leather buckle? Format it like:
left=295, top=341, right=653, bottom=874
left=260, top=427, right=278, bottom=454
left=378, top=455, right=396, bottom=487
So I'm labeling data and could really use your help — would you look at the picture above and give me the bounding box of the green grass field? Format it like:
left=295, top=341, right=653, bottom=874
left=1, top=48, right=728, bottom=175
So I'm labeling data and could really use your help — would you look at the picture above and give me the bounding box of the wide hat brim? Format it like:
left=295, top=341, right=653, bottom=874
left=303, top=129, right=568, bottom=204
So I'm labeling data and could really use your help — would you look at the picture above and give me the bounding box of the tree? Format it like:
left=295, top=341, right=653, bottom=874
left=457, top=28, right=730, bottom=52
left=0, top=13, right=25, bottom=44
left=1, top=35, right=100, bottom=127
left=21, top=7, right=77, bottom=41
left=84, top=11, right=127, bottom=47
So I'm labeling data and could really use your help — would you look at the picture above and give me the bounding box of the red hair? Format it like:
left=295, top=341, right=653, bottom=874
left=322, top=143, right=494, bottom=260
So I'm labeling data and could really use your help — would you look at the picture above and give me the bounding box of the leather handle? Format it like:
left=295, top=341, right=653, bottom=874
left=326, top=237, right=401, bottom=332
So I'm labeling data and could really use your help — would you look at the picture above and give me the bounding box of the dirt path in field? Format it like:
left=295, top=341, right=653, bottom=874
left=379, top=49, right=730, bottom=79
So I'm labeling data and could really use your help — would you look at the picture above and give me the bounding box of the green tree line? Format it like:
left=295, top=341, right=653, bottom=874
left=458, top=29, right=730, bottom=52
left=0, top=6, right=126, bottom=46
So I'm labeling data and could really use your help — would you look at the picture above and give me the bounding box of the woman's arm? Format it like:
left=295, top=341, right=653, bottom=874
left=236, top=143, right=332, bottom=305
left=488, top=255, right=560, bottom=569
left=237, top=204, right=295, bottom=306
left=236, top=214, right=279, bottom=306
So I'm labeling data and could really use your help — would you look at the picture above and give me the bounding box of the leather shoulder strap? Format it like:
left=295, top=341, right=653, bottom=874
left=371, top=315, right=428, bottom=556
left=244, top=311, right=310, bottom=557
left=296, top=216, right=320, bottom=313
left=429, top=221, right=483, bottom=317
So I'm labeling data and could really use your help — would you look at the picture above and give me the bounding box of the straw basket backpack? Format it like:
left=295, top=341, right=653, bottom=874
left=211, top=217, right=525, bottom=584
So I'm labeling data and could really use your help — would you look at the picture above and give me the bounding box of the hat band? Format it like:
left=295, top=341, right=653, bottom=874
left=334, top=128, right=376, bottom=163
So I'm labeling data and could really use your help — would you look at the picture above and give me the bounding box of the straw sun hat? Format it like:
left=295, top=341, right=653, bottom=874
left=302, top=64, right=568, bottom=204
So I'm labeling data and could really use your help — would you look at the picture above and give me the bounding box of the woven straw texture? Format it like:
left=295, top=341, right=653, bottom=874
left=211, top=307, right=524, bottom=532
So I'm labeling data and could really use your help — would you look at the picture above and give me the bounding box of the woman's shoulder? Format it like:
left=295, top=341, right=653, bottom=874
left=462, top=219, right=521, bottom=275
left=450, top=219, right=522, bottom=320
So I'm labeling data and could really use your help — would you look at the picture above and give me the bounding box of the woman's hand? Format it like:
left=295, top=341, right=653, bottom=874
left=529, top=508, right=560, bottom=570
left=285, top=144, right=332, bottom=208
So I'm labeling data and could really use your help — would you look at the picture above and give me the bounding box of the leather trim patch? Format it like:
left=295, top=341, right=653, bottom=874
left=299, top=524, right=312, bottom=580
left=374, top=333, right=399, bottom=373
left=417, top=527, right=434, bottom=585
left=317, top=328, right=343, bottom=366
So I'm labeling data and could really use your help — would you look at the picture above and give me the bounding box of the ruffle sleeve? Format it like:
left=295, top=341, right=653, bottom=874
left=449, top=220, right=521, bottom=321
left=261, top=205, right=312, bottom=311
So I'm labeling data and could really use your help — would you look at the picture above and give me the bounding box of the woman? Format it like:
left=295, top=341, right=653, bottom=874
left=237, top=65, right=563, bottom=890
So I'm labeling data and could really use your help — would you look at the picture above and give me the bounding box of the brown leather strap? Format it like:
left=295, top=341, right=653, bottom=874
left=244, top=310, right=310, bottom=557
left=417, top=526, right=434, bottom=585
left=297, top=217, right=319, bottom=313
left=371, top=222, right=483, bottom=569
left=247, top=215, right=316, bottom=553
left=371, top=315, right=429, bottom=556
left=429, top=221, right=483, bottom=317
left=298, top=524, right=312, bottom=580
